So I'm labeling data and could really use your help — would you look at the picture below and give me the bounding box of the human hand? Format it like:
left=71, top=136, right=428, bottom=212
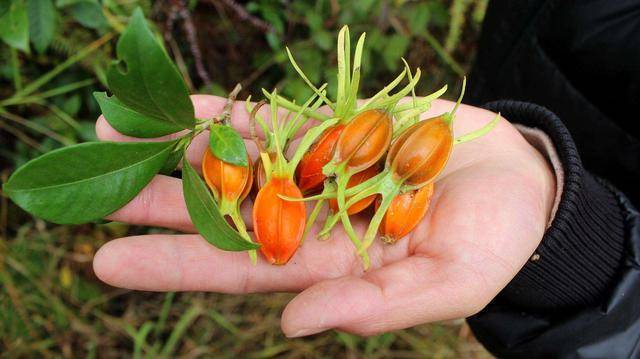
left=93, top=95, right=555, bottom=337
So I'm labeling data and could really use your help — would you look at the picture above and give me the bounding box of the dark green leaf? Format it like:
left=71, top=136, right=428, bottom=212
left=406, top=3, right=430, bottom=35
left=27, top=0, right=55, bottom=53
left=382, top=34, right=410, bottom=71
left=312, top=30, right=332, bottom=51
left=55, top=0, right=85, bottom=6
left=94, top=92, right=183, bottom=138
left=0, top=2, right=10, bottom=17
left=306, top=12, right=322, bottom=31
left=182, top=159, right=258, bottom=251
left=0, top=0, right=29, bottom=52
left=428, top=2, right=449, bottom=27
left=69, top=1, right=106, bottom=29
left=159, top=147, right=183, bottom=175
left=3, top=140, right=176, bottom=224
left=62, top=94, right=81, bottom=116
left=107, top=8, right=194, bottom=130
left=209, top=124, right=248, bottom=167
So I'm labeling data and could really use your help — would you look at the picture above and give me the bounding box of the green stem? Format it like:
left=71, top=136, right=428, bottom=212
left=340, top=181, right=382, bottom=215
left=361, top=188, right=399, bottom=254
left=14, top=33, right=114, bottom=99
left=10, top=48, right=22, bottom=92
left=285, top=47, right=335, bottom=109
left=228, top=205, right=257, bottom=265
left=0, top=108, right=74, bottom=145
left=286, top=90, right=326, bottom=142
left=279, top=171, right=388, bottom=203
left=390, top=84, right=448, bottom=114
left=370, top=68, right=422, bottom=109
left=318, top=211, right=340, bottom=238
left=454, top=112, right=501, bottom=144
left=1, top=79, right=96, bottom=107
left=358, top=69, right=407, bottom=111
left=335, top=173, right=370, bottom=268
left=261, top=88, right=330, bottom=121
left=420, top=31, right=465, bottom=77
left=304, top=198, right=325, bottom=242
left=319, top=174, right=385, bottom=238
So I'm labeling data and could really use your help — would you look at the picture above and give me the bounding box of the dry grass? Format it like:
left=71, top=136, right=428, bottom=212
left=0, top=219, right=492, bottom=358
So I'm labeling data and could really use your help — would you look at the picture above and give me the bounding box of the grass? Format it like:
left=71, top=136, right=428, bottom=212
left=0, top=206, right=492, bottom=358
left=0, top=0, right=492, bottom=357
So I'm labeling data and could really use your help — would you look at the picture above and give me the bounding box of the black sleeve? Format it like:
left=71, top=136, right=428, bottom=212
left=456, top=1, right=640, bottom=355
left=467, top=0, right=640, bottom=205
left=466, top=101, right=640, bottom=358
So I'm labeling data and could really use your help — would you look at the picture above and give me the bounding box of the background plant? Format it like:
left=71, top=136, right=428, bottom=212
left=0, top=0, right=491, bottom=357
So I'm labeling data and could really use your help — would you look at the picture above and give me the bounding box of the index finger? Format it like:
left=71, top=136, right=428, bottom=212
left=95, top=94, right=252, bottom=142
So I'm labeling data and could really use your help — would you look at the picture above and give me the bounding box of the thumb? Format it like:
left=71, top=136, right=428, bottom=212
left=280, top=256, right=493, bottom=337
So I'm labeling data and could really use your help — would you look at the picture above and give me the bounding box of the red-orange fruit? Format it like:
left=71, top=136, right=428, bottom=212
left=202, top=148, right=253, bottom=202
left=387, top=116, right=453, bottom=186
left=297, top=124, right=344, bottom=194
left=253, top=176, right=306, bottom=265
left=333, top=109, right=393, bottom=173
left=328, top=165, right=379, bottom=215
left=377, top=183, right=434, bottom=243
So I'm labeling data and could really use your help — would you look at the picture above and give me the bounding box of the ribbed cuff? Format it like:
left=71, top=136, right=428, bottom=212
left=483, top=100, right=627, bottom=311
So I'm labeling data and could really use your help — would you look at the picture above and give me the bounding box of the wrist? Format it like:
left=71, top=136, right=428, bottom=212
left=481, top=100, right=627, bottom=311
left=515, top=125, right=562, bottom=227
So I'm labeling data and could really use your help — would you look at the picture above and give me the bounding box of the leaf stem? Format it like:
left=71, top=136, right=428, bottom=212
left=228, top=206, right=257, bottom=264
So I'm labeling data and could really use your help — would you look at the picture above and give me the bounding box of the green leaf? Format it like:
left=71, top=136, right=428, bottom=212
left=159, top=147, right=183, bottom=175
left=312, top=30, right=332, bottom=51
left=3, top=140, right=176, bottom=224
left=208, top=124, right=248, bottom=167
left=182, top=159, right=258, bottom=251
left=406, top=3, right=430, bottom=35
left=55, top=0, right=87, bottom=6
left=382, top=34, right=410, bottom=71
left=0, top=0, right=29, bottom=53
left=94, top=92, right=183, bottom=138
left=107, top=8, right=195, bottom=130
left=68, top=1, right=106, bottom=29
left=27, top=0, right=55, bottom=53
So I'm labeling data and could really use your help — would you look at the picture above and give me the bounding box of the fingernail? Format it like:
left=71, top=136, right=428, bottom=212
left=286, top=327, right=327, bottom=338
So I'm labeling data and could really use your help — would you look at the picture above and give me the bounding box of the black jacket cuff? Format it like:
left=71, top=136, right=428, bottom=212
left=482, top=100, right=627, bottom=311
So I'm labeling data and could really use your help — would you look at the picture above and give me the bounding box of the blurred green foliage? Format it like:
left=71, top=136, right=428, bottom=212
left=1, top=0, right=491, bottom=357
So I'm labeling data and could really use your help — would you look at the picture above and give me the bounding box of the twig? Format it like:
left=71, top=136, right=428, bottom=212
left=0, top=121, right=44, bottom=151
left=214, top=0, right=274, bottom=33
left=219, top=83, right=241, bottom=124
left=0, top=110, right=74, bottom=145
left=165, top=0, right=211, bottom=87
left=175, top=0, right=212, bottom=86
left=0, top=170, right=7, bottom=240
left=167, top=37, right=195, bottom=91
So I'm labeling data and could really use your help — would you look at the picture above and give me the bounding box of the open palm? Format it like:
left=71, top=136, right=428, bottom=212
left=93, top=96, right=555, bottom=337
